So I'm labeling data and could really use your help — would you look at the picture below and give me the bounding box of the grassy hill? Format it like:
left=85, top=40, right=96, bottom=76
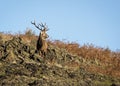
left=0, top=29, right=120, bottom=86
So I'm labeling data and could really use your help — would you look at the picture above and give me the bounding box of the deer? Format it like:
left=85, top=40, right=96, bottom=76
left=31, top=20, right=49, bottom=57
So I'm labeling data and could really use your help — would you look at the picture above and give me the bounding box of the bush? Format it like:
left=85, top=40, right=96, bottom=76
left=25, top=28, right=35, bottom=36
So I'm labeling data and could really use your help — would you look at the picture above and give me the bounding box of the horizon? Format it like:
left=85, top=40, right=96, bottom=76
left=0, top=0, right=120, bottom=51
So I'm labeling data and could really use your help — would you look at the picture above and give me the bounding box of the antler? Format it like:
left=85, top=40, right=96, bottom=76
left=31, top=20, right=49, bottom=31
left=31, top=20, right=42, bottom=30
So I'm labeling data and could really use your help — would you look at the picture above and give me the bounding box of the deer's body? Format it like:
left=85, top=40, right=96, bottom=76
left=31, top=21, right=49, bottom=57
left=37, top=31, right=48, bottom=56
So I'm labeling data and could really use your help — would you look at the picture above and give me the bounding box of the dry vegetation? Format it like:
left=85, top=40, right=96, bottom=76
left=0, top=29, right=120, bottom=79
left=50, top=40, right=120, bottom=78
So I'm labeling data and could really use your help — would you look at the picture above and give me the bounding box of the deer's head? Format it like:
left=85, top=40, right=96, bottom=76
left=31, top=21, right=49, bottom=40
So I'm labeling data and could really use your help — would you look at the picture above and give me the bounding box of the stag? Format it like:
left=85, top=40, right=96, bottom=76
left=31, top=21, right=49, bottom=57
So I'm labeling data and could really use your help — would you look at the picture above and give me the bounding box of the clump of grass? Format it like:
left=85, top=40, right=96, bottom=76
left=24, top=28, right=35, bottom=36
left=18, top=28, right=37, bottom=45
left=0, top=32, right=13, bottom=42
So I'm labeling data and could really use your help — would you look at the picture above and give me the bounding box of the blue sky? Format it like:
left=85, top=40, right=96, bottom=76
left=0, top=0, right=120, bottom=51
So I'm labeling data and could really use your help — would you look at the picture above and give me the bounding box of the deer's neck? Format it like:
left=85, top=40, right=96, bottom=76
left=39, top=36, right=46, bottom=45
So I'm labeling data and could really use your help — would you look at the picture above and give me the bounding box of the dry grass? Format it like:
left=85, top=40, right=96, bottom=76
left=0, top=32, right=13, bottom=42
left=1, top=29, right=120, bottom=78
left=19, top=29, right=37, bottom=46
left=48, top=40, right=120, bottom=78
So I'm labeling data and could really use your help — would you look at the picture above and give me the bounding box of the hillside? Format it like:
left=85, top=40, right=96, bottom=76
left=0, top=30, right=120, bottom=86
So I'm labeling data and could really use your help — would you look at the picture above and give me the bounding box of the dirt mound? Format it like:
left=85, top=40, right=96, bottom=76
left=0, top=37, right=120, bottom=86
